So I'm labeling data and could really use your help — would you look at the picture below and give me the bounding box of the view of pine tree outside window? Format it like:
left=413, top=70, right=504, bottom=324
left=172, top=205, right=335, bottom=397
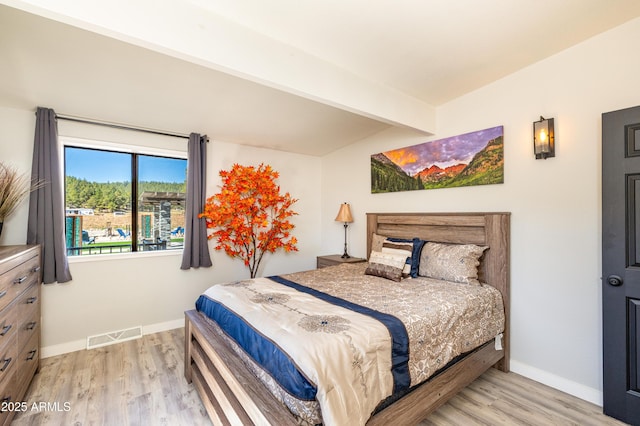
left=64, top=145, right=187, bottom=256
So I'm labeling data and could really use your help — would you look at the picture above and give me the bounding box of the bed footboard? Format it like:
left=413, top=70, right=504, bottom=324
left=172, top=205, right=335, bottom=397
left=184, top=309, right=298, bottom=426
left=185, top=311, right=505, bottom=426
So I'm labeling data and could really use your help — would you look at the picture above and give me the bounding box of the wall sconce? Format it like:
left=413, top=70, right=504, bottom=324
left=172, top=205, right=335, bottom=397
left=335, top=202, right=353, bottom=258
left=533, top=116, right=555, bottom=159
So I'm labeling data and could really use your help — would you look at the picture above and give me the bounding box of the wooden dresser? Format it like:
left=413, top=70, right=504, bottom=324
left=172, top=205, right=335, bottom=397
left=0, top=245, right=41, bottom=425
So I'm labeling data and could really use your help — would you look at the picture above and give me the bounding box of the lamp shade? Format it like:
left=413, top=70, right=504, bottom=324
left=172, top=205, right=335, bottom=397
left=335, top=203, right=353, bottom=223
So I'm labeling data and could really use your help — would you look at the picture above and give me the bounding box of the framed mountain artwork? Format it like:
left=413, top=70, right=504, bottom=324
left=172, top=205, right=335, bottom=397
left=371, top=125, right=504, bottom=193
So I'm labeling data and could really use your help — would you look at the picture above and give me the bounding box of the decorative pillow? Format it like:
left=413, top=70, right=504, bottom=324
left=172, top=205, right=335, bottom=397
left=365, top=250, right=408, bottom=282
left=382, top=239, right=413, bottom=277
left=370, top=233, right=386, bottom=254
left=409, top=238, right=426, bottom=278
left=418, top=242, right=488, bottom=285
left=383, top=237, right=426, bottom=278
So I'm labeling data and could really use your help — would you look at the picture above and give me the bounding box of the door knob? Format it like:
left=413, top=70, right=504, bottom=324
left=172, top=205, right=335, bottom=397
left=607, top=275, right=623, bottom=286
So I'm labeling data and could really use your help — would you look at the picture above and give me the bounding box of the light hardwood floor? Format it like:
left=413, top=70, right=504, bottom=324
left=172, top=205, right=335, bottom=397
left=12, top=328, right=627, bottom=426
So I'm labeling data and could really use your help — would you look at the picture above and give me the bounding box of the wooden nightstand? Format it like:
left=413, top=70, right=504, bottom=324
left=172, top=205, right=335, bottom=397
left=316, top=254, right=366, bottom=269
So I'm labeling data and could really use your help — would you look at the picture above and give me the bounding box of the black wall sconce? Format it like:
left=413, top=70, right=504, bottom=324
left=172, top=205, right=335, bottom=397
left=533, top=116, right=555, bottom=159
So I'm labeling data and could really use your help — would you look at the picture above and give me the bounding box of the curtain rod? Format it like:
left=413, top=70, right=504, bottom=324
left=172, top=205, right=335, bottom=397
left=55, top=113, right=191, bottom=140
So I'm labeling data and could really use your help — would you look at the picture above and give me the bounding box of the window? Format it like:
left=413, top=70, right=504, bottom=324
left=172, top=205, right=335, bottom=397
left=64, top=144, right=187, bottom=257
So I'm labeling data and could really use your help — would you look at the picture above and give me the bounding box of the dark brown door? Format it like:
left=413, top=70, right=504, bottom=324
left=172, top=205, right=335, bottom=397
left=602, top=105, right=640, bottom=425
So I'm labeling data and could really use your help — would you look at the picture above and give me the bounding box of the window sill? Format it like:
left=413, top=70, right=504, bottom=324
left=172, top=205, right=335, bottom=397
left=67, top=249, right=183, bottom=264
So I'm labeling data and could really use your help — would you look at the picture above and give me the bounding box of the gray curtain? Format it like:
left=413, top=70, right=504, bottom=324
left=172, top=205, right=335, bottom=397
left=27, top=107, right=72, bottom=283
left=180, top=133, right=212, bottom=269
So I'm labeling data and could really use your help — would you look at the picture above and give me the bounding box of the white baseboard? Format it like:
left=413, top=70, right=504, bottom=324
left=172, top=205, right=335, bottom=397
left=510, top=360, right=602, bottom=406
left=41, top=318, right=184, bottom=358
left=40, top=338, right=86, bottom=358
left=142, top=318, right=184, bottom=335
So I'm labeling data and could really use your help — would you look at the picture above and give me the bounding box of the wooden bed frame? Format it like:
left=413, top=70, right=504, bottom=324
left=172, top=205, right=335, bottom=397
left=185, top=212, right=510, bottom=425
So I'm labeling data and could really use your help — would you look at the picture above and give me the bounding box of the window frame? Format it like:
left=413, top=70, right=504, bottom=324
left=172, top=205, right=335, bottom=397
left=61, top=136, right=188, bottom=262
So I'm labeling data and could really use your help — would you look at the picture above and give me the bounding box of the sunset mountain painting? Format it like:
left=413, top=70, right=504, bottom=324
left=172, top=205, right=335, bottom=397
left=371, top=125, right=504, bottom=193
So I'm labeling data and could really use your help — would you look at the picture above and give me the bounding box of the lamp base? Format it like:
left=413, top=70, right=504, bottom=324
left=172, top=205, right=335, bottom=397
left=341, top=223, right=350, bottom=259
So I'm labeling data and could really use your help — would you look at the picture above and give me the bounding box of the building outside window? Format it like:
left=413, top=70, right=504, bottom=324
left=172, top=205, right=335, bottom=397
left=64, top=144, right=187, bottom=256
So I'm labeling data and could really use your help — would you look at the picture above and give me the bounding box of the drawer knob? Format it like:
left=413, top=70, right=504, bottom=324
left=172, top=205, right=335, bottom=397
left=26, top=322, right=36, bottom=331
left=0, top=325, right=11, bottom=336
left=26, top=297, right=37, bottom=304
left=0, top=357, right=12, bottom=372
left=0, top=291, right=6, bottom=299
left=13, top=276, right=27, bottom=284
left=31, top=266, right=41, bottom=273
left=26, top=350, right=37, bottom=361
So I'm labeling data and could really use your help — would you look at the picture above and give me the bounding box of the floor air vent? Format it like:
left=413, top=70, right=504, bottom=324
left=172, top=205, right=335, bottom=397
left=87, top=326, right=143, bottom=350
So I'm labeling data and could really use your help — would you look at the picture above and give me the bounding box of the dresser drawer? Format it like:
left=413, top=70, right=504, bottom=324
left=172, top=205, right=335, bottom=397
left=0, top=247, right=39, bottom=277
left=17, top=331, right=38, bottom=398
left=0, top=372, right=16, bottom=423
left=0, top=337, right=17, bottom=389
left=17, top=284, right=39, bottom=351
left=0, top=307, right=18, bottom=355
left=0, top=254, right=40, bottom=313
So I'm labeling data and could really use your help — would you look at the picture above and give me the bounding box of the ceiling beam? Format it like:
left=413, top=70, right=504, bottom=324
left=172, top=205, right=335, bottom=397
left=3, top=0, right=436, bottom=134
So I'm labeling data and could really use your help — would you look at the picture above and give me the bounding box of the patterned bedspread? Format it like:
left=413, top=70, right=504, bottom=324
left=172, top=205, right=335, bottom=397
left=196, top=262, right=505, bottom=425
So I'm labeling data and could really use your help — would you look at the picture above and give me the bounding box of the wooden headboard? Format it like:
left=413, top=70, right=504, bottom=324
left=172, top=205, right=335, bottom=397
left=366, top=212, right=511, bottom=371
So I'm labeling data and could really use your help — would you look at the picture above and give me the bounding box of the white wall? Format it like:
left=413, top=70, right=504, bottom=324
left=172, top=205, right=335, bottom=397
left=0, top=105, right=321, bottom=356
left=0, top=106, right=35, bottom=244
left=321, top=17, right=640, bottom=405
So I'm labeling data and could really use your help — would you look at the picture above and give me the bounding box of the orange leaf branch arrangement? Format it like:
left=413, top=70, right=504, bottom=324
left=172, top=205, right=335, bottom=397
left=199, top=163, right=298, bottom=278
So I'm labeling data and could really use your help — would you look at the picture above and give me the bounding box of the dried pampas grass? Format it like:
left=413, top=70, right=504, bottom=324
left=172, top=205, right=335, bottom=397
left=0, top=162, right=42, bottom=222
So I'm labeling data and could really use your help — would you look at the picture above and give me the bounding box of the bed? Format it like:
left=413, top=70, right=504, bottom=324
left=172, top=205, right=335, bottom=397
left=184, top=212, right=510, bottom=425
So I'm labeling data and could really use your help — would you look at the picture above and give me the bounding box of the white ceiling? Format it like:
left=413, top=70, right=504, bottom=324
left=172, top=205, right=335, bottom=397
left=2, top=0, right=640, bottom=156
left=193, top=0, right=640, bottom=105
